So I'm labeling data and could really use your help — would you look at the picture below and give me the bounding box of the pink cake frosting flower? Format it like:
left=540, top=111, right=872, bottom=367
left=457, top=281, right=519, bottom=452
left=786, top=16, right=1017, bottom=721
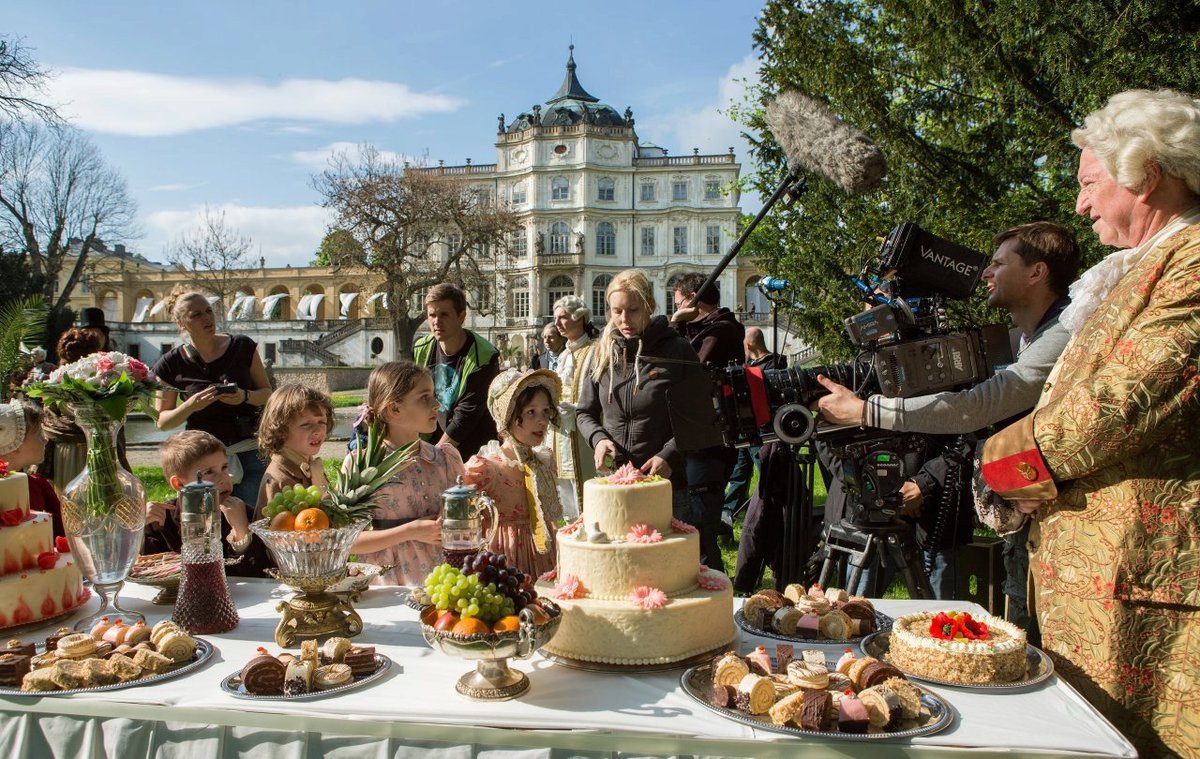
left=629, top=586, right=668, bottom=609
left=538, top=568, right=558, bottom=582
left=554, top=573, right=584, bottom=600
left=697, top=568, right=730, bottom=591
left=627, top=523, right=663, bottom=543
left=560, top=516, right=585, bottom=536
left=606, top=463, right=647, bottom=485
left=670, top=517, right=698, bottom=534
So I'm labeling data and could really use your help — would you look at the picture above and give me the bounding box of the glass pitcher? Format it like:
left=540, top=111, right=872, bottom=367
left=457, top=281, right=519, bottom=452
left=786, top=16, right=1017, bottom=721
left=441, top=476, right=499, bottom=568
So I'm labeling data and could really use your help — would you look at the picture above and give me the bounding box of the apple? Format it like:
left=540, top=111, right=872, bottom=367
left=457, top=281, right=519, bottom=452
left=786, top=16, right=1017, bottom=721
left=433, top=610, right=460, bottom=632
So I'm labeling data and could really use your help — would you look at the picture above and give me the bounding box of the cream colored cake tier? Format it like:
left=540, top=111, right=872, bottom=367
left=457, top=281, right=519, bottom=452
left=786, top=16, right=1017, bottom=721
left=536, top=581, right=735, bottom=665
left=889, top=611, right=1028, bottom=684
left=581, top=476, right=673, bottom=537
left=0, top=512, right=55, bottom=574
left=0, top=473, right=31, bottom=521
left=0, top=553, right=87, bottom=629
left=556, top=531, right=700, bottom=599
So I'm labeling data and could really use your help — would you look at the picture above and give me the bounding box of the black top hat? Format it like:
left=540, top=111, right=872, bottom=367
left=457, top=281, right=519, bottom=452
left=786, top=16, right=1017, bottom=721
left=79, top=307, right=110, bottom=334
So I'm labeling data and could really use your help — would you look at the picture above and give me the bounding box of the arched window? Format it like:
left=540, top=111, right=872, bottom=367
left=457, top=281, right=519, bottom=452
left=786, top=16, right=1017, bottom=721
left=510, top=275, right=530, bottom=319
left=547, top=275, right=575, bottom=313
left=551, top=176, right=569, bottom=201
left=596, top=221, right=616, bottom=256
left=597, top=176, right=615, bottom=201
left=550, top=222, right=570, bottom=255
left=592, top=274, right=614, bottom=322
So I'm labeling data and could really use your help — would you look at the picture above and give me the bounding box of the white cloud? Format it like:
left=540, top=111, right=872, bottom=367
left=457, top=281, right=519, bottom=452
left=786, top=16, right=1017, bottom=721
left=48, top=68, right=465, bottom=137
left=147, top=182, right=206, bottom=192
left=145, top=203, right=332, bottom=268
left=286, top=141, right=415, bottom=170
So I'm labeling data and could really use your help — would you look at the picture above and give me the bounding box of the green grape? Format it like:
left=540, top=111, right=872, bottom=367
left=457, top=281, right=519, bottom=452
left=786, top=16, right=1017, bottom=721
left=290, top=500, right=307, bottom=515
left=293, top=483, right=306, bottom=493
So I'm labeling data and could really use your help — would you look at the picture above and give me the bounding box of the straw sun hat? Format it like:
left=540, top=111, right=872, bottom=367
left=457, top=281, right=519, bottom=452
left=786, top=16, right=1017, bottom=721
left=486, top=368, right=562, bottom=432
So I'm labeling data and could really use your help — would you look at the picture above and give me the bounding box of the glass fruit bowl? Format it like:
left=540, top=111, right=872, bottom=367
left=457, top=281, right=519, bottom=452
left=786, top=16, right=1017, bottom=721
left=249, top=518, right=368, bottom=587
left=419, top=600, right=562, bottom=701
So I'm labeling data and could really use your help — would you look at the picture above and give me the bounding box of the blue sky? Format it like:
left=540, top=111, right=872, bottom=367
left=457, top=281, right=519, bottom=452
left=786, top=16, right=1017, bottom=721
left=7, top=1, right=763, bottom=267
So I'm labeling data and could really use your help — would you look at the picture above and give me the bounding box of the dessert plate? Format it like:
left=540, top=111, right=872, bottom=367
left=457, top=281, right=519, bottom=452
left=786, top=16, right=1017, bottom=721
left=220, top=653, right=392, bottom=700
left=0, top=638, right=214, bottom=697
left=734, top=609, right=893, bottom=645
left=859, top=631, right=1055, bottom=690
left=327, top=563, right=391, bottom=595
left=680, top=659, right=954, bottom=740
left=542, top=642, right=733, bottom=674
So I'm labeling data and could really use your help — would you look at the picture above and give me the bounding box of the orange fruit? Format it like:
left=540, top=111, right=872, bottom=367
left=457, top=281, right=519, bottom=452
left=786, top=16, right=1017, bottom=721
left=451, top=617, right=491, bottom=636
left=294, top=507, right=330, bottom=531
left=269, top=511, right=296, bottom=531
left=492, top=615, right=521, bottom=633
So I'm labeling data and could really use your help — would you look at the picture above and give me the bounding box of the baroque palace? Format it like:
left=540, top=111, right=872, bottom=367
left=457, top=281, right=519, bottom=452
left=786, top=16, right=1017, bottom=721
left=64, top=49, right=785, bottom=369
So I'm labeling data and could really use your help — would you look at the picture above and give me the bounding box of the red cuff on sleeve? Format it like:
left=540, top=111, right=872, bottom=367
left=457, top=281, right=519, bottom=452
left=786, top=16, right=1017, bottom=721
left=982, top=449, right=1052, bottom=494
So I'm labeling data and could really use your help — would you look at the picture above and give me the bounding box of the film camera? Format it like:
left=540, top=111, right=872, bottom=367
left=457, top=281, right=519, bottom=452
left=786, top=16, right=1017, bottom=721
left=704, top=223, right=1013, bottom=527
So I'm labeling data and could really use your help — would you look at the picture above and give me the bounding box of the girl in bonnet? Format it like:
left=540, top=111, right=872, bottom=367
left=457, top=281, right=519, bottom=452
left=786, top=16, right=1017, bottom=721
left=463, top=368, right=563, bottom=577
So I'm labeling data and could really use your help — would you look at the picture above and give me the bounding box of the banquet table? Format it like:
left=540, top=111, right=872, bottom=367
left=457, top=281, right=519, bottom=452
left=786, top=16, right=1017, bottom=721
left=0, top=578, right=1135, bottom=758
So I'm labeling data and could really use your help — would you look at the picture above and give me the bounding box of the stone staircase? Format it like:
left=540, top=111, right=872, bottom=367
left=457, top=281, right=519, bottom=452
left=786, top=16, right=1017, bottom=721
left=279, top=339, right=345, bottom=366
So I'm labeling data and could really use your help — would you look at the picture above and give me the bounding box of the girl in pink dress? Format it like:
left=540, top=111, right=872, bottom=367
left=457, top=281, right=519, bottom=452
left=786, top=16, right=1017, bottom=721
left=349, top=362, right=464, bottom=586
left=464, top=369, right=563, bottom=578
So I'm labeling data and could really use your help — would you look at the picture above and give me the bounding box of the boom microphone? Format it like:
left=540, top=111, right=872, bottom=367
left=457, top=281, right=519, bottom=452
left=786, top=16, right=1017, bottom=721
left=764, top=91, right=886, bottom=194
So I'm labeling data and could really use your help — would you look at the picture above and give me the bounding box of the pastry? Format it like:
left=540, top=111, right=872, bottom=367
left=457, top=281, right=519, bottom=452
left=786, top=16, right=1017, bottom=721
left=313, top=663, right=354, bottom=690
left=343, top=646, right=376, bottom=677
left=156, top=632, right=196, bottom=664
left=710, top=683, right=737, bottom=709
left=122, top=621, right=152, bottom=647
left=734, top=673, right=775, bottom=715
left=20, top=668, right=60, bottom=692
left=745, top=645, right=773, bottom=675
left=2, top=639, right=35, bottom=657
left=131, top=648, right=173, bottom=675
left=772, top=606, right=801, bottom=636
left=859, top=659, right=904, bottom=689
left=106, top=654, right=143, bottom=683
left=888, top=610, right=1028, bottom=684
left=800, top=689, right=831, bottom=731
left=283, top=660, right=313, bottom=696
left=818, top=609, right=852, bottom=641
left=846, top=656, right=877, bottom=689
left=757, top=589, right=792, bottom=608
left=835, top=648, right=857, bottom=675
left=800, top=648, right=824, bottom=665
left=742, top=593, right=782, bottom=630
left=858, top=685, right=899, bottom=729
left=712, top=653, right=749, bottom=687
left=782, top=583, right=807, bottom=604
left=883, top=676, right=923, bottom=720
left=49, top=659, right=89, bottom=689
left=796, top=614, right=820, bottom=638
left=849, top=616, right=875, bottom=636
left=825, top=587, right=850, bottom=604
left=44, top=627, right=73, bottom=651
left=299, top=639, right=319, bottom=664
left=0, top=652, right=31, bottom=687
left=102, top=620, right=129, bottom=645
left=93, top=641, right=115, bottom=659
left=768, top=673, right=801, bottom=699
left=827, top=671, right=853, bottom=692
left=55, top=633, right=98, bottom=660
left=807, top=583, right=825, bottom=598
left=840, top=599, right=875, bottom=621
left=321, top=636, right=352, bottom=664
left=240, top=649, right=286, bottom=695
left=89, top=616, right=114, bottom=639
left=838, top=693, right=870, bottom=733
left=80, top=658, right=117, bottom=687
left=277, top=653, right=297, bottom=666
left=30, top=650, right=58, bottom=669
left=794, top=595, right=831, bottom=616
left=775, top=644, right=794, bottom=672
left=150, top=621, right=183, bottom=647
left=767, top=690, right=806, bottom=726
left=786, top=660, right=829, bottom=689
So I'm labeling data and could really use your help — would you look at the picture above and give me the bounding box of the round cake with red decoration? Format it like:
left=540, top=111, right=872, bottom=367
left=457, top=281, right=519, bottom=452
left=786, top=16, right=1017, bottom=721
left=0, top=469, right=88, bottom=629
left=888, top=610, right=1026, bottom=684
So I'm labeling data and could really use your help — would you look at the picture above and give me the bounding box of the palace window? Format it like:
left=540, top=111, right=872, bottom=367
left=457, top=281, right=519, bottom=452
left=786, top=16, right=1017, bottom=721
left=596, top=222, right=616, bottom=256
left=547, top=275, right=575, bottom=312
left=672, top=181, right=688, bottom=201
left=592, top=274, right=613, bottom=321
left=550, top=222, right=570, bottom=255
left=639, top=182, right=656, bottom=202
left=673, top=226, right=688, bottom=255
left=640, top=227, right=656, bottom=257
left=512, top=226, right=527, bottom=257
left=551, top=177, right=570, bottom=201
left=705, top=181, right=721, bottom=200
left=511, top=275, right=530, bottom=319
left=706, top=225, right=721, bottom=255
left=597, top=177, right=615, bottom=201
left=511, top=183, right=527, bottom=204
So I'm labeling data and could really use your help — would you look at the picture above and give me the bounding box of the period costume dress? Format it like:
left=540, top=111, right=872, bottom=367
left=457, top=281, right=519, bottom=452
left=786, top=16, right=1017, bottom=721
left=353, top=440, right=465, bottom=587
left=551, top=333, right=596, bottom=518
left=979, top=209, right=1200, bottom=757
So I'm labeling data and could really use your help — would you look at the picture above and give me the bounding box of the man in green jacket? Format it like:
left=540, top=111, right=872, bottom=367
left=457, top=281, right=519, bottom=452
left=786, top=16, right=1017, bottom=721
left=412, top=283, right=499, bottom=459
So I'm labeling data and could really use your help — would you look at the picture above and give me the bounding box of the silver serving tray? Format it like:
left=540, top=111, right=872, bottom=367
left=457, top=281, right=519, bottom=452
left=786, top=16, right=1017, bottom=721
left=680, top=659, right=954, bottom=740
left=0, top=638, right=215, bottom=697
left=859, top=631, right=1054, bottom=690
left=220, top=653, right=391, bottom=700
left=541, top=642, right=733, bottom=673
left=735, top=608, right=893, bottom=644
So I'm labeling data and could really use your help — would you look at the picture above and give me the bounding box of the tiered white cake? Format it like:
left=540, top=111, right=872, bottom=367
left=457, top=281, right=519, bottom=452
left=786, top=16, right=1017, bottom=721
left=536, top=467, right=735, bottom=665
left=0, top=473, right=87, bottom=629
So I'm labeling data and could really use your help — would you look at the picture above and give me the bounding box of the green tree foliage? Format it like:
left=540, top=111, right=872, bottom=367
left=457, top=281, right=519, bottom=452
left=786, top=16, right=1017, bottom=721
left=741, top=0, right=1200, bottom=359
left=311, top=229, right=365, bottom=267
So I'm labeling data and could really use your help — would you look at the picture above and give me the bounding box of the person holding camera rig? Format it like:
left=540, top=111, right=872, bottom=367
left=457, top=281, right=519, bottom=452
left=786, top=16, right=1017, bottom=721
left=816, top=222, right=1081, bottom=619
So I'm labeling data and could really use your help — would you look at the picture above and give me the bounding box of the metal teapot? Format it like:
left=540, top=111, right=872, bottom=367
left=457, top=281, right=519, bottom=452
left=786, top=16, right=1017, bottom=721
left=440, top=476, right=499, bottom=567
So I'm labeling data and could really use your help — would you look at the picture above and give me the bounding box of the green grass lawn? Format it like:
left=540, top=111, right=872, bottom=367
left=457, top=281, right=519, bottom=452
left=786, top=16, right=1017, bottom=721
left=134, top=466, right=176, bottom=502
left=331, top=393, right=364, bottom=408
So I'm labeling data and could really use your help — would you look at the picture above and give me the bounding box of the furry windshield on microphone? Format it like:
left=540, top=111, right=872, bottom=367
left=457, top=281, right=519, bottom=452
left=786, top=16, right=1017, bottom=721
left=764, top=91, right=886, bottom=194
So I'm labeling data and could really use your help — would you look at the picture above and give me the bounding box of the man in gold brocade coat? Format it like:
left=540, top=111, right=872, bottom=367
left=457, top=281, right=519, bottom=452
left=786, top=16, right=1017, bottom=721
left=979, top=89, right=1200, bottom=757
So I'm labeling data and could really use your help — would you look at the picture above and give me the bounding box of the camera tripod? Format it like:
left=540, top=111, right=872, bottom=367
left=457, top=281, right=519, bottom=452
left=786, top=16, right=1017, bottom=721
left=814, top=517, right=934, bottom=600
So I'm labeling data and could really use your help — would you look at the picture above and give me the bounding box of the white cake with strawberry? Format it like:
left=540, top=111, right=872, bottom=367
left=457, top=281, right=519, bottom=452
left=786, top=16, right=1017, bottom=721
left=536, top=465, right=735, bottom=665
left=0, top=470, right=87, bottom=629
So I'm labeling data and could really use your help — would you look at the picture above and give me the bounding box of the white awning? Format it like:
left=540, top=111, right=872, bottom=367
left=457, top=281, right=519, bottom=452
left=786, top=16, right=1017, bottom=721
left=261, top=293, right=289, bottom=319
left=232, top=294, right=257, bottom=320
left=132, top=297, right=155, bottom=323
left=365, top=292, right=388, bottom=311
left=148, top=299, right=169, bottom=318
left=339, top=292, right=358, bottom=319
left=297, top=293, right=325, bottom=321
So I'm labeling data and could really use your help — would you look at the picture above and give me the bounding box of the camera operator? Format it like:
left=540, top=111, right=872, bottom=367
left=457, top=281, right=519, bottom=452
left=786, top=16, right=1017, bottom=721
left=816, top=222, right=1081, bottom=618
left=723, top=328, right=787, bottom=531
left=670, top=272, right=745, bottom=571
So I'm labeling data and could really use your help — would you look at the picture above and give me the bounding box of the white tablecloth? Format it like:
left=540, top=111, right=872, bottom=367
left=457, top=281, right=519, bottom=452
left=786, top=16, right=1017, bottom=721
left=0, top=579, right=1136, bottom=758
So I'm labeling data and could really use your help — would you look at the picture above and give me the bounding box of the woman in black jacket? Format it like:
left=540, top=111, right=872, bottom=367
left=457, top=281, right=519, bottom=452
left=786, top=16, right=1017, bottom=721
left=575, top=270, right=709, bottom=509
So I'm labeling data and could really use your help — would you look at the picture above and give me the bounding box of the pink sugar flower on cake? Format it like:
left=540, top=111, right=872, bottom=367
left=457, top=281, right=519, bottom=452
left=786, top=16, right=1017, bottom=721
left=560, top=516, right=585, bottom=536
left=606, top=463, right=647, bottom=485
left=629, top=586, right=668, bottom=609
left=670, top=517, right=698, bottom=534
left=697, top=568, right=730, bottom=591
left=627, top=523, right=663, bottom=543
left=538, top=568, right=558, bottom=582
left=555, top=573, right=584, bottom=600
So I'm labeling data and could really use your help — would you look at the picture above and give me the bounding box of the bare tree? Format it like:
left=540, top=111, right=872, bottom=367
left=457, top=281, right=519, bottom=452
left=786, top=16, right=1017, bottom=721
left=0, top=36, right=60, bottom=122
left=0, top=121, right=136, bottom=314
left=313, top=146, right=519, bottom=357
left=166, top=206, right=256, bottom=318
